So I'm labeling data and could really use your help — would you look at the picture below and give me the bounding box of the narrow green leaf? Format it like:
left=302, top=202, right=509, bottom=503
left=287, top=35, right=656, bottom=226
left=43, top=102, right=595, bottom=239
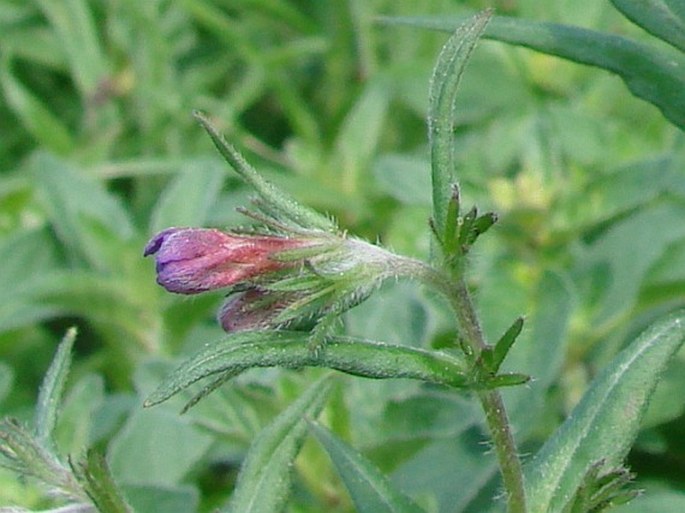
left=382, top=14, right=685, bottom=129
left=37, top=270, right=159, bottom=355
left=378, top=392, right=479, bottom=443
left=0, top=25, right=66, bottom=70
left=144, top=332, right=468, bottom=408
left=35, top=327, right=77, bottom=446
left=193, top=110, right=336, bottom=232
left=36, top=0, right=107, bottom=95
left=373, top=154, right=432, bottom=206
left=442, top=183, right=461, bottom=251
left=491, top=316, right=525, bottom=373
left=30, top=152, right=135, bottom=268
left=222, top=377, right=332, bottom=513
left=428, top=10, right=492, bottom=235
left=471, top=212, right=498, bottom=238
left=486, top=270, right=573, bottom=439
left=583, top=204, right=685, bottom=327
left=180, top=369, right=242, bottom=414
left=456, top=205, right=478, bottom=247
left=611, top=0, right=685, bottom=52
left=391, top=428, right=497, bottom=513
left=310, top=422, right=425, bottom=513
left=524, top=311, right=685, bottom=513
left=72, top=450, right=133, bottom=513
left=1, top=60, right=74, bottom=155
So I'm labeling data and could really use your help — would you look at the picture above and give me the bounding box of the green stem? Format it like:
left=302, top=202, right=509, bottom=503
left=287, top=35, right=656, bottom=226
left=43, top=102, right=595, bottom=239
left=413, top=262, right=527, bottom=512
left=478, top=386, right=527, bottom=513
left=453, top=277, right=527, bottom=513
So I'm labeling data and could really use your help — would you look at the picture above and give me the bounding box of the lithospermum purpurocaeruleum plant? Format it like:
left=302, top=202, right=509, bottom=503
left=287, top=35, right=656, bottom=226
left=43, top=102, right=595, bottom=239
left=139, top=11, right=684, bottom=513
left=1, top=5, right=685, bottom=513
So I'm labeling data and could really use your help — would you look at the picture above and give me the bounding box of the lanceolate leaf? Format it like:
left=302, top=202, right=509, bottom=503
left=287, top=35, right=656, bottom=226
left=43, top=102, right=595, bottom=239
left=193, top=110, right=336, bottom=232
left=524, top=311, right=685, bottom=513
left=30, top=152, right=135, bottom=268
left=35, top=327, right=77, bottom=446
left=490, top=316, right=525, bottom=373
left=36, top=0, right=108, bottom=95
left=1, top=59, right=74, bottom=155
left=144, top=332, right=468, bottom=408
left=72, top=450, right=134, bottom=513
left=611, top=0, right=685, bottom=53
left=381, top=15, right=685, bottom=130
left=222, top=377, right=332, bottom=513
left=428, top=10, right=492, bottom=236
left=309, top=422, right=425, bottom=513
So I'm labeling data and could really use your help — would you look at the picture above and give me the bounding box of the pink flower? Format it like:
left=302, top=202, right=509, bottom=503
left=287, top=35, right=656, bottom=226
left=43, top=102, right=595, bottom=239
left=143, top=228, right=311, bottom=294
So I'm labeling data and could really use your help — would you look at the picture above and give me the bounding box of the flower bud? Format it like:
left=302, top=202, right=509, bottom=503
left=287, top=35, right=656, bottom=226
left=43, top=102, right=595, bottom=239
left=218, top=287, right=286, bottom=332
left=146, top=227, right=429, bottom=334
left=143, top=227, right=314, bottom=294
left=146, top=121, right=436, bottom=336
left=215, top=237, right=421, bottom=332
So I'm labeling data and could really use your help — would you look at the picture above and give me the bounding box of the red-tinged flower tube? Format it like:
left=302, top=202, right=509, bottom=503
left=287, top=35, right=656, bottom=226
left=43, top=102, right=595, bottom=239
left=143, top=227, right=315, bottom=294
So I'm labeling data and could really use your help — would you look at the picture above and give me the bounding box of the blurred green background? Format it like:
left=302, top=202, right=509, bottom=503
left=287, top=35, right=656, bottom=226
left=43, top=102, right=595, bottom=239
left=1, top=0, right=684, bottom=512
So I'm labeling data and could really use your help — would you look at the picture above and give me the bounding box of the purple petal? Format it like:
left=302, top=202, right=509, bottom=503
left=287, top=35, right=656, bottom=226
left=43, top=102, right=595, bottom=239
left=143, top=227, right=184, bottom=257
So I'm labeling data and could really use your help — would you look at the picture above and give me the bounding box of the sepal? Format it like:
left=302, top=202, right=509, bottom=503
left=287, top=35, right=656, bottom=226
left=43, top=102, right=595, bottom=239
left=431, top=182, right=499, bottom=269
left=560, top=461, right=637, bottom=513
left=480, top=316, right=525, bottom=374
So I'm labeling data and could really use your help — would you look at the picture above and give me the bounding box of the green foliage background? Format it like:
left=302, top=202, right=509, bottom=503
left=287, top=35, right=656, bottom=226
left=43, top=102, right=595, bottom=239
left=0, top=0, right=684, bottom=511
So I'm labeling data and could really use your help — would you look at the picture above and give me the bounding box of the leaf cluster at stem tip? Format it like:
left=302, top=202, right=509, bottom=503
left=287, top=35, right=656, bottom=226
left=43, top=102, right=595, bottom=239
left=431, top=182, right=499, bottom=273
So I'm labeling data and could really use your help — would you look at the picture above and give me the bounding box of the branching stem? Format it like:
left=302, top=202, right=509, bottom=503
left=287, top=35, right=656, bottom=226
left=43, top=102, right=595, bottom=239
left=453, top=276, right=527, bottom=513
left=414, top=263, right=527, bottom=512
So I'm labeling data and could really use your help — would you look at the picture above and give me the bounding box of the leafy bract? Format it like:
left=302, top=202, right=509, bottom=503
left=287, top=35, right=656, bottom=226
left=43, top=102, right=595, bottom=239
left=144, top=331, right=468, bottom=409
left=524, top=311, right=685, bottom=512
left=194, top=111, right=336, bottom=232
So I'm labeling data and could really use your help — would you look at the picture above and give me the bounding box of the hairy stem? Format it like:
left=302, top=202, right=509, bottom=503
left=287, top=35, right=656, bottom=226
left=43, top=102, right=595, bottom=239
left=478, top=386, right=527, bottom=512
left=452, top=277, right=527, bottom=513
left=415, top=261, right=527, bottom=512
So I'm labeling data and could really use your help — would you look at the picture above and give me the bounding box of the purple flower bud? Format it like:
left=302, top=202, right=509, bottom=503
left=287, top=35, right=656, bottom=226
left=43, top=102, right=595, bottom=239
left=144, top=227, right=312, bottom=294
left=217, top=288, right=288, bottom=332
